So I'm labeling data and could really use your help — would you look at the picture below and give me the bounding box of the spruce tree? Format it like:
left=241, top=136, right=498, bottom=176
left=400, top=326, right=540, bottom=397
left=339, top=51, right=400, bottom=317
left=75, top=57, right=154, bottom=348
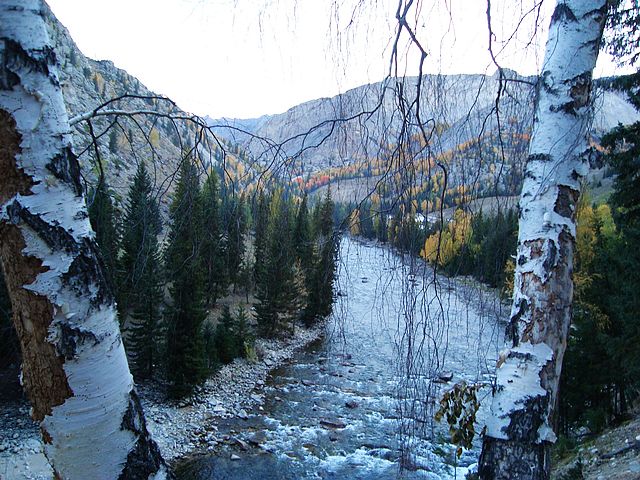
left=127, top=248, right=163, bottom=379
left=212, top=305, right=252, bottom=365
left=293, top=193, right=313, bottom=271
left=214, top=306, right=237, bottom=364
left=165, top=158, right=207, bottom=397
left=87, top=177, right=119, bottom=293
left=221, top=189, right=248, bottom=291
left=234, top=305, right=252, bottom=358
left=253, top=191, right=270, bottom=284
left=360, top=201, right=375, bottom=239
left=119, top=162, right=163, bottom=379
left=598, top=110, right=640, bottom=403
left=119, top=162, right=161, bottom=316
left=294, top=194, right=314, bottom=320
left=202, top=321, right=218, bottom=370
left=237, top=256, right=254, bottom=302
left=558, top=84, right=640, bottom=427
left=200, top=170, right=226, bottom=306
left=305, top=188, right=338, bottom=323
left=255, top=192, right=299, bottom=336
left=294, top=194, right=316, bottom=324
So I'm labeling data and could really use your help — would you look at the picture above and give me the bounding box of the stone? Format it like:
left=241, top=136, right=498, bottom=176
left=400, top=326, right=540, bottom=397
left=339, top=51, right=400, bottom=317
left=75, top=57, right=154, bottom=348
left=233, top=437, right=249, bottom=450
left=230, top=454, right=241, bottom=461
left=320, top=419, right=346, bottom=429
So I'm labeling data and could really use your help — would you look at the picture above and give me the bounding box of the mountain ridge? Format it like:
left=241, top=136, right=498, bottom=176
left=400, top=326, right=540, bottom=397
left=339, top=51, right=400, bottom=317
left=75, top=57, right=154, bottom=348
left=208, top=71, right=639, bottom=178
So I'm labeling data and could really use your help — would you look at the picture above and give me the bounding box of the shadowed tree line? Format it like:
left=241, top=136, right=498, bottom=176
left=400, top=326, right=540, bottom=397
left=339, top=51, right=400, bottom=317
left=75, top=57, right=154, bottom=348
left=87, top=157, right=337, bottom=397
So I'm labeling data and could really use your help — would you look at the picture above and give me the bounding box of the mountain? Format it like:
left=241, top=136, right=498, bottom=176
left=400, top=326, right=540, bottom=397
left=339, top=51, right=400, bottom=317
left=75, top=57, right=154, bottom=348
left=43, top=4, right=258, bottom=219
left=44, top=1, right=638, bottom=214
left=209, top=71, right=639, bottom=203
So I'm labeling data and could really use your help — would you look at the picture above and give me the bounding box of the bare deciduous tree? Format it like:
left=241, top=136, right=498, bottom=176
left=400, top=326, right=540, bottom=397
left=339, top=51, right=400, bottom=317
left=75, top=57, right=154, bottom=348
left=0, top=1, right=169, bottom=478
left=479, top=1, right=608, bottom=478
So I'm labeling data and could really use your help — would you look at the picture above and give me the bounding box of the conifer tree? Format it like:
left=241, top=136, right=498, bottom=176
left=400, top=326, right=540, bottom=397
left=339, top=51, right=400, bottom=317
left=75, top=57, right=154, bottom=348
left=119, top=162, right=163, bottom=378
left=127, top=247, right=163, bottom=379
left=87, top=176, right=119, bottom=292
left=234, top=305, right=252, bottom=357
left=294, top=193, right=313, bottom=271
left=213, top=305, right=252, bottom=364
left=360, top=201, right=375, bottom=239
left=214, top=306, right=237, bottom=364
left=255, top=192, right=299, bottom=336
left=253, top=191, right=270, bottom=283
left=237, top=256, right=254, bottom=302
left=165, top=158, right=207, bottom=397
left=203, top=322, right=218, bottom=370
left=557, top=84, right=640, bottom=431
left=305, top=188, right=338, bottom=323
left=119, top=162, right=162, bottom=316
left=200, top=170, right=226, bottom=306
left=294, top=193, right=314, bottom=322
left=221, top=191, right=247, bottom=291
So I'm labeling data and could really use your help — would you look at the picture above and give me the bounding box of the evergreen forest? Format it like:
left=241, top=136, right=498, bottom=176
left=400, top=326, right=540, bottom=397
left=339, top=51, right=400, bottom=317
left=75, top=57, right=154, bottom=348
left=0, top=157, right=339, bottom=399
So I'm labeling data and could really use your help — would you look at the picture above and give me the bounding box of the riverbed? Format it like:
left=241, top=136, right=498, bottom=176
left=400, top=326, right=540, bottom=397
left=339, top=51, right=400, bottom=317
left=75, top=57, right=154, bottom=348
left=176, top=238, right=508, bottom=479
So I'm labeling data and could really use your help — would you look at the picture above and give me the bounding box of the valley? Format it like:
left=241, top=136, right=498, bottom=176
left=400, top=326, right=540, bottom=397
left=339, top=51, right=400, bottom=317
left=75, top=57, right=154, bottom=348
left=1, top=2, right=640, bottom=480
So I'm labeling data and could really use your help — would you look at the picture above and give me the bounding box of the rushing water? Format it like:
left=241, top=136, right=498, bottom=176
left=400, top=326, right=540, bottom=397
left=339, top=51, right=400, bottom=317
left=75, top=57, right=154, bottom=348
left=177, top=238, right=507, bottom=479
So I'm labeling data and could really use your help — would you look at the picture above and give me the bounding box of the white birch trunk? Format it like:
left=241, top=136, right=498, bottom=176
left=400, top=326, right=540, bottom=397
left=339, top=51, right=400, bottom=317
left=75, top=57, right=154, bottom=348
left=478, top=1, right=607, bottom=479
left=0, top=2, right=169, bottom=478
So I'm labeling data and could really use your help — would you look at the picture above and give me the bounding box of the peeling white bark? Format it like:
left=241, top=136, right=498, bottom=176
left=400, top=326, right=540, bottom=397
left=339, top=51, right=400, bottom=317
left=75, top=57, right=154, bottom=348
left=486, top=342, right=555, bottom=441
left=480, top=1, right=607, bottom=478
left=0, top=1, right=167, bottom=478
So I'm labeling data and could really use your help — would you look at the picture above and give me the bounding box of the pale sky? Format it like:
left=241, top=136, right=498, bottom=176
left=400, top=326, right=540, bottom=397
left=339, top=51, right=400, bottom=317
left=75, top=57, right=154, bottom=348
left=46, top=0, right=627, bottom=119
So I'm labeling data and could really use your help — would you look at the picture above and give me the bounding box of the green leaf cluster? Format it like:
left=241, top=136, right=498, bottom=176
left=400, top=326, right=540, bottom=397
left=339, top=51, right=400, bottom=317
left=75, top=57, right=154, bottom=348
left=434, top=381, right=481, bottom=458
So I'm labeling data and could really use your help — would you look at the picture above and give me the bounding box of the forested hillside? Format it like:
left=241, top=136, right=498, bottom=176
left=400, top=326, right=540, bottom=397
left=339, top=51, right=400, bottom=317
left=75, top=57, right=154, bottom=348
left=41, top=3, right=261, bottom=218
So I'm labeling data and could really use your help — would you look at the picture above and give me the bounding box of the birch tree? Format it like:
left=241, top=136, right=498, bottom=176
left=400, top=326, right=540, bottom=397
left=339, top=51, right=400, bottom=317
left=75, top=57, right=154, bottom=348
left=0, top=1, right=169, bottom=478
left=478, top=1, right=608, bottom=478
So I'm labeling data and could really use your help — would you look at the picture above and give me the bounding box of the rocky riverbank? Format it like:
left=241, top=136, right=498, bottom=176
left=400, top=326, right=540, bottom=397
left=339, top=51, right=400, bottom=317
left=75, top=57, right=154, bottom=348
left=552, top=409, right=640, bottom=480
left=0, top=321, right=324, bottom=479
left=141, top=322, right=325, bottom=463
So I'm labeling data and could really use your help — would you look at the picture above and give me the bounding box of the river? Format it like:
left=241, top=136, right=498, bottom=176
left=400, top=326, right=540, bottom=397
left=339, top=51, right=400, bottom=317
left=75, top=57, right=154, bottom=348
left=177, top=237, right=508, bottom=479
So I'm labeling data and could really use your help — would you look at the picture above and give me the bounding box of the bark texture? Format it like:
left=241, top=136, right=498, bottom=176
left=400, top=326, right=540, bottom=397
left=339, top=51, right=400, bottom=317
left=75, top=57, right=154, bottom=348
left=479, top=1, right=607, bottom=479
left=0, top=2, right=169, bottom=479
